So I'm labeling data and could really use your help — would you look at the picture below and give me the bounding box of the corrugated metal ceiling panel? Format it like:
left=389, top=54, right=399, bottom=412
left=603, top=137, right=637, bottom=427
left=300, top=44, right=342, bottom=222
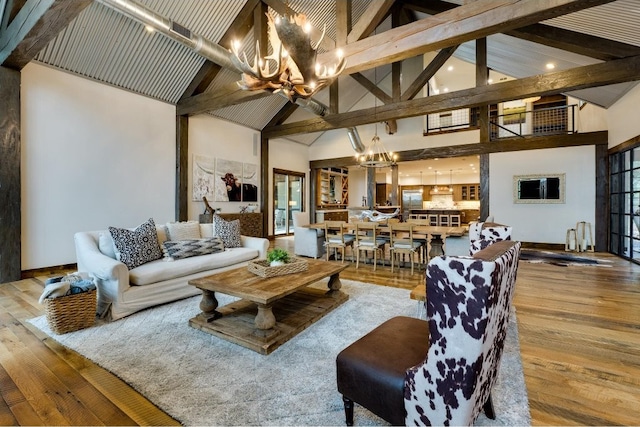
left=35, top=0, right=246, bottom=104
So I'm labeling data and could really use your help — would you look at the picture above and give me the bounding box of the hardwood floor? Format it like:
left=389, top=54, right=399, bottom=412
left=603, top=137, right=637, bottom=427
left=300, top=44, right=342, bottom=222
left=1, top=237, right=638, bottom=425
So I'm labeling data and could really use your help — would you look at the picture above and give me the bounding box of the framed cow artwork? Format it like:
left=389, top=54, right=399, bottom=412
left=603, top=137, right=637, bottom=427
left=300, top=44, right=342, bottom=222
left=215, top=158, right=244, bottom=202
left=242, top=163, right=258, bottom=202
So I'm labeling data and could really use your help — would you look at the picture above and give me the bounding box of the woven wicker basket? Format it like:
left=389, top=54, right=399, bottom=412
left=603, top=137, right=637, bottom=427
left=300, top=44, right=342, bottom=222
left=247, top=258, right=309, bottom=278
left=43, top=289, right=97, bottom=334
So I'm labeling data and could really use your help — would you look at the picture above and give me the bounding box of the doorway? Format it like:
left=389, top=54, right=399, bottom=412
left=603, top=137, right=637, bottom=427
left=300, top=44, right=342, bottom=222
left=610, top=146, right=640, bottom=263
left=273, top=169, right=305, bottom=236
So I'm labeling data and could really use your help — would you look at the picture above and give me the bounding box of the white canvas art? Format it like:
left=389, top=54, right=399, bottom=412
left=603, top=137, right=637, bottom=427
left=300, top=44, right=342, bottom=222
left=192, top=154, right=215, bottom=201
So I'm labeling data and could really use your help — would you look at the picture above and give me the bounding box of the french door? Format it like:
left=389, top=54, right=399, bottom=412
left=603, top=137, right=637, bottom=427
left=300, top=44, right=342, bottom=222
left=273, top=169, right=305, bottom=236
left=609, top=146, right=640, bottom=264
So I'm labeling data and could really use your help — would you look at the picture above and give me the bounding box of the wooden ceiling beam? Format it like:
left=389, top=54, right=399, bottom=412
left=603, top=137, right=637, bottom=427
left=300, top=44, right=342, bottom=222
left=309, top=131, right=608, bottom=168
left=177, top=82, right=270, bottom=116
left=504, top=24, right=640, bottom=61
left=0, top=0, right=91, bottom=70
left=349, top=72, right=392, bottom=105
left=347, top=0, right=394, bottom=43
left=401, top=45, right=458, bottom=102
left=263, top=54, right=640, bottom=138
left=319, top=0, right=615, bottom=75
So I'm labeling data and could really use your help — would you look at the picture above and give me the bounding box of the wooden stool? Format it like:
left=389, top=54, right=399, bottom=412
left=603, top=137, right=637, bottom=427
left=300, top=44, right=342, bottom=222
left=427, top=214, right=439, bottom=226
left=565, top=228, right=577, bottom=251
left=449, top=214, right=461, bottom=227
left=439, top=215, right=449, bottom=227
left=410, top=284, right=426, bottom=318
left=575, top=221, right=594, bottom=252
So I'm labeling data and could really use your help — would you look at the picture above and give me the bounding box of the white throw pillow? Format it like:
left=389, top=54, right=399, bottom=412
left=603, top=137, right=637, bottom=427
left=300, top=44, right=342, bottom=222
left=98, top=232, right=116, bottom=259
left=166, top=220, right=201, bottom=241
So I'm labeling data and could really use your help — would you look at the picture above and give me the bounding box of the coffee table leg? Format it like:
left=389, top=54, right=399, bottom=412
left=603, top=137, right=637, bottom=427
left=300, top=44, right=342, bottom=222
left=327, top=273, right=342, bottom=291
left=199, top=289, right=222, bottom=322
left=255, top=304, right=276, bottom=330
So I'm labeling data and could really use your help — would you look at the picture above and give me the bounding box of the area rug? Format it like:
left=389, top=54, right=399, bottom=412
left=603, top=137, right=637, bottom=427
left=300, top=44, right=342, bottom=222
left=520, top=248, right=613, bottom=267
left=30, top=280, right=530, bottom=426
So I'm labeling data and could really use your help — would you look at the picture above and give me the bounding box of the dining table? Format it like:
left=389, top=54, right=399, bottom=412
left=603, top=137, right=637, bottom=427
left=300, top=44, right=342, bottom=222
left=308, top=221, right=467, bottom=259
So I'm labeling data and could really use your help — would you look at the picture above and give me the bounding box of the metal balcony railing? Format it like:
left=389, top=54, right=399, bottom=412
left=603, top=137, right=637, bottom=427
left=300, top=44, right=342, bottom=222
left=424, top=104, right=577, bottom=140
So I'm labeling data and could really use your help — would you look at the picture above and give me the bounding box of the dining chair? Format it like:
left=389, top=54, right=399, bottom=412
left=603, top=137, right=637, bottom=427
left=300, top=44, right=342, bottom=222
left=353, top=222, right=387, bottom=271
left=389, top=222, right=424, bottom=275
left=324, top=221, right=355, bottom=263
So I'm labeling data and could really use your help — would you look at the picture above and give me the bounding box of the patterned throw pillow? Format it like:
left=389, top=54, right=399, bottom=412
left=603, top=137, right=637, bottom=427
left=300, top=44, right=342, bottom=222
left=166, top=220, right=201, bottom=241
left=108, top=218, right=163, bottom=270
left=213, top=215, right=242, bottom=248
left=162, top=237, right=225, bottom=260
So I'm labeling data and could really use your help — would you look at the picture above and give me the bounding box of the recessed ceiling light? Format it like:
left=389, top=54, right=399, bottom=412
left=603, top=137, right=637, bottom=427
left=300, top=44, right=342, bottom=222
left=447, top=65, right=454, bottom=71
left=546, top=63, right=555, bottom=70
left=487, top=78, right=493, bottom=84
left=145, top=25, right=155, bottom=33
left=443, top=87, right=449, bottom=92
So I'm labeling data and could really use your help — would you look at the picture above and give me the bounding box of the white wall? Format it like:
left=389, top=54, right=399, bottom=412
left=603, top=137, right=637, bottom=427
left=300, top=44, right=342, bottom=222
left=489, top=146, right=596, bottom=244
left=188, top=115, right=260, bottom=219
left=607, top=83, right=640, bottom=147
left=21, top=63, right=176, bottom=269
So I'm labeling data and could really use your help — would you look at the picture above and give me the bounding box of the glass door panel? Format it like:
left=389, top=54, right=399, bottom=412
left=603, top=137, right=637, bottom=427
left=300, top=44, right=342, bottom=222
left=273, top=170, right=305, bottom=236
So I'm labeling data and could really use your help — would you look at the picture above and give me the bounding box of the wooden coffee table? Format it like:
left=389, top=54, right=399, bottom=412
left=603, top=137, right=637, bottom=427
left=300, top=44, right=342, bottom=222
left=188, top=258, right=349, bottom=354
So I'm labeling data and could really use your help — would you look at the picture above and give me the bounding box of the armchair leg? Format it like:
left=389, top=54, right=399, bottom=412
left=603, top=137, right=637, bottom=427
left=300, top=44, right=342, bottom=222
left=483, top=392, right=496, bottom=419
left=342, top=395, right=354, bottom=426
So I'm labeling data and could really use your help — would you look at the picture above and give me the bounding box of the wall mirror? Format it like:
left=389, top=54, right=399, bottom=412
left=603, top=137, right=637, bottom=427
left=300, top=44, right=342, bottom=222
left=513, top=173, right=565, bottom=204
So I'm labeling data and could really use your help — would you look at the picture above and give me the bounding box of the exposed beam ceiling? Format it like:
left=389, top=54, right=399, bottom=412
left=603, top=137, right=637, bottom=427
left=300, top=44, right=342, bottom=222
left=178, top=0, right=616, bottom=116
left=263, top=54, right=640, bottom=138
left=405, top=0, right=640, bottom=61
left=347, top=0, right=395, bottom=43
left=319, top=0, right=616, bottom=75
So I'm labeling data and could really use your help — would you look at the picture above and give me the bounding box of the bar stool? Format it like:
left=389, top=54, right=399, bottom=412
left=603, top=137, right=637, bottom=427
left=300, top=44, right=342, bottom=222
left=449, top=214, right=461, bottom=227
left=439, top=214, right=450, bottom=227
left=575, top=221, right=594, bottom=252
left=409, top=214, right=418, bottom=220
left=418, top=214, right=428, bottom=220
left=427, top=214, right=439, bottom=226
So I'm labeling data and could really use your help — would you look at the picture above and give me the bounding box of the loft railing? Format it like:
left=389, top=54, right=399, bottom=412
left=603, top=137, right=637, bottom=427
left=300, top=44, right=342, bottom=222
left=424, top=104, right=577, bottom=140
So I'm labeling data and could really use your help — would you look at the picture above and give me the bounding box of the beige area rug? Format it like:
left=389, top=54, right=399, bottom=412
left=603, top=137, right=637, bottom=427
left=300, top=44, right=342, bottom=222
left=30, top=280, right=530, bottom=426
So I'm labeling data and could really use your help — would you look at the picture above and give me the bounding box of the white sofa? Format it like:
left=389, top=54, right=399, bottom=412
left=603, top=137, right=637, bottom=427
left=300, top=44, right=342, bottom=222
left=75, top=222, right=269, bottom=321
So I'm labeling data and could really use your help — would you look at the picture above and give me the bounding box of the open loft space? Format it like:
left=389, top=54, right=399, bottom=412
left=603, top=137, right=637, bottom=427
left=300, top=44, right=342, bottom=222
left=1, top=1, right=640, bottom=426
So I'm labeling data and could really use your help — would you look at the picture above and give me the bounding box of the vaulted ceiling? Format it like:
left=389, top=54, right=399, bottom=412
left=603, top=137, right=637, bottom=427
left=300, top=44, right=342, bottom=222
left=2, top=0, right=639, bottom=146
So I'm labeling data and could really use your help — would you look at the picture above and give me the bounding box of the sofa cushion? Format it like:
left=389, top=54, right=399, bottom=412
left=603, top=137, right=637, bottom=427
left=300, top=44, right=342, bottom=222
left=162, top=237, right=225, bottom=260
left=166, top=220, right=201, bottom=241
left=213, top=215, right=242, bottom=248
left=129, top=247, right=259, bottom=285
left=108, top=218, right=163, bottom=270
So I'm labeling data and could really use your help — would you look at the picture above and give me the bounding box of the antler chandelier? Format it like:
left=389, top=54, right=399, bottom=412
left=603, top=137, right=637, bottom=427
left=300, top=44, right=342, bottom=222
left=230, top=12, right=345, bottom=102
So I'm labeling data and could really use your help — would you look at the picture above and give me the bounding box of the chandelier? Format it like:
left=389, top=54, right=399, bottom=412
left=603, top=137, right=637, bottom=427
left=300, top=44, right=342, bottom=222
left=229, top=12, right=346, bottom=102
left=357, top=132, right=398, bottom=168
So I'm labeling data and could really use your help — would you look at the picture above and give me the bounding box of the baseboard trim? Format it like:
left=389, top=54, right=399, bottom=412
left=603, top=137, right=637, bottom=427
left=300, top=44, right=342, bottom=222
left=21, top=263, right=77, bottom=279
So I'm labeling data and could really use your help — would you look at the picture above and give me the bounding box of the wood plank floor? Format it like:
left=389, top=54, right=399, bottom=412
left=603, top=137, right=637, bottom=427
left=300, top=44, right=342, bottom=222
left=0, top=237, right=638, bottom=425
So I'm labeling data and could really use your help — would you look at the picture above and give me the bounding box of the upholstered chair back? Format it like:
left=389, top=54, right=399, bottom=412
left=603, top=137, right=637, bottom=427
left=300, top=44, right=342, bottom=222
left=469, top=222, right=513, bottom=255
left=404, top=240, right=521, bottom=426
left=292, top=211, right=309, bottom=228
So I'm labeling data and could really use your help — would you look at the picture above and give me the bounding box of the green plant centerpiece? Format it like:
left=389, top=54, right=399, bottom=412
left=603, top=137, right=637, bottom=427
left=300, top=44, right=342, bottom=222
left=267, top=248, right=290, bottom=266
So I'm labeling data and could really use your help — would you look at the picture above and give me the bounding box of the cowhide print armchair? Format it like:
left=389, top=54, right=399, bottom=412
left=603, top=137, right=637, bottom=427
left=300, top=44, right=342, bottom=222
left=336, top=240, right=521, bottom=426
left=469, top=221, right=513, bottom=255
